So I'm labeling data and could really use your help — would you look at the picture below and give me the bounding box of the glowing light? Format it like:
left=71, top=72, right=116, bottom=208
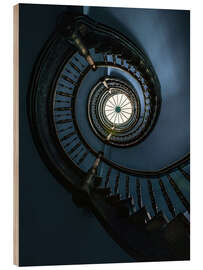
left=104, top=93, right=133, bottom=125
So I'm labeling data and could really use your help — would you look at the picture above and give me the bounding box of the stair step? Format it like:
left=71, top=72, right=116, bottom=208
left=113, top=197, right=134, bottom=211
left=164, top=213, right=190, bottom=238
left=128, top=207, right=148, bottom=227
left=94, top=187, right=111, bottom=196
left=112, top=198, right=134, bottom=217
left=146, top=212, right=167, bottom=232
left=105, top=194, right=132, bottom=217
left=163, top=213, right=190, bottom=259
left=106, top=194, right=120, bottom=204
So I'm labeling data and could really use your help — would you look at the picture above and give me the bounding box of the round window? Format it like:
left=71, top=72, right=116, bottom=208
left=104, top=94, right=133, bottom=125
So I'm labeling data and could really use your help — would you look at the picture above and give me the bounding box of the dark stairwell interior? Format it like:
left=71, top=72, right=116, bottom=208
left=21, top=4, right=190, bottom=265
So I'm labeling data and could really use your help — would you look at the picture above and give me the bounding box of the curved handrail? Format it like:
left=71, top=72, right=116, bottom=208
left=102, top=153, right=190, bottom=178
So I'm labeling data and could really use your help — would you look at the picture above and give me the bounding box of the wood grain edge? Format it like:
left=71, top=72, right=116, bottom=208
left=13, top=4, right=19, bottom=266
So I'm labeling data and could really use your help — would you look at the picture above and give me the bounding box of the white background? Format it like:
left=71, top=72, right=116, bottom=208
left=0, top=0, right=202, bottom=269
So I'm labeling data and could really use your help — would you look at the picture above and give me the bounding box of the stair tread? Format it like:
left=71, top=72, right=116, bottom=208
left=112, top=197, right=132, bottom=206
left=106, top=194, right=120, bottom=203
left=106, top=195, right=133, bottom=217
left=128, top=207, right=148, bottom=227
left=146, top=211, right=167, bottom=232
left=163, top=213, right=190, bottom=259
left=163, top=213, right=190, bottom=238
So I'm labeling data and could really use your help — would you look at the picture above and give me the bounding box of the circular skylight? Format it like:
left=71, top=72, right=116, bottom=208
left=104, top=93, right=133, bottom=125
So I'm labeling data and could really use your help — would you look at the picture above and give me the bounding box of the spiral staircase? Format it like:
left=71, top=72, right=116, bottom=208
left=28, top=11, right=190, bottom=262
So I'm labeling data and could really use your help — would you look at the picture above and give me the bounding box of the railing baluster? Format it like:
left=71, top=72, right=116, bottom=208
left=125, top=175, right=130, bottom=198
left=55, top=100, right=70, bottom=104
left=56, top=119, right=72, bottom=124
left=112, top=54, right=116, bottom=65
left=58, top=83, right=72, bottom=90
left=179, top=167, right=190, bottom=182
left=114, top=172, right=120, bottom=194
left=167, top=174, right=190, bottom=213
left=103, top=53, right=108, bottom=65
left=159, top=178, right=176, bottom=218
left=74, top=56, right=85, bottom=68
left=58, top=126, right=72, bottom=133
left=56, top=91, right=73, bottom=98
left=61, top=132, right=76, bottom=142
left=147, top=179, right=158, bottom=215
left=70, top=61, right=82, bottom=75
left=104, top=167, right=112, bottom=187
left=136, top=178, right=142, bottom=209
left=77, top=151, right=88, bottom=165
left=61, top=74, right=76, bottom=86
left=55, top=113, right=71, bottom=118
left=68, top=142, right=81, bottom=155
left=121, top=57, right=124, bottom=66
left=54, top=107, right=72, bottom=112
left=72, top=149, right=81, bottom=160
left=64, top=137, right=77, bottom=148
left=127, top=61, right=132, bottom=72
